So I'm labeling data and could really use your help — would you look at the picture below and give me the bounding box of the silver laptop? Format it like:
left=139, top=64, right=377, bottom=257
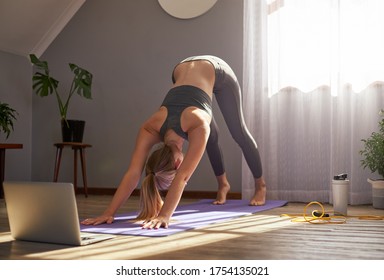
left=3, top=181, right=115, bottom=246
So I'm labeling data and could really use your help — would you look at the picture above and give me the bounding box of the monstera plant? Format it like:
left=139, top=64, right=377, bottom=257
left=29, top=54, right=93, bottom=142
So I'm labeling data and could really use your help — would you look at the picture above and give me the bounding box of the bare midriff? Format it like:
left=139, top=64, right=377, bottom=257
left=172, top=60, right=215, bottom=98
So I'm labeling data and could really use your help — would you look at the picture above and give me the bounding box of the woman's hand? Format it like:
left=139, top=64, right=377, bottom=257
left=142, top=216, right=169, bottom=229
left=81, top=215, right=114, bottom=226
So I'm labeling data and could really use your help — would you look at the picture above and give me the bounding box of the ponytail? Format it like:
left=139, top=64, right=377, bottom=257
left=135, top=144, right=176, bottom=221
left=136, top=173, right=163, bottom=220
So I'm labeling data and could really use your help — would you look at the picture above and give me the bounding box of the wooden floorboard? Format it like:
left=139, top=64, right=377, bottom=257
left=0, top=195, right=383, bottom=260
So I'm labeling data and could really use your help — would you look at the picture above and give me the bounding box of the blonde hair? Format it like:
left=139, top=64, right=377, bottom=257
left=136, top=144, right=177, bottom=221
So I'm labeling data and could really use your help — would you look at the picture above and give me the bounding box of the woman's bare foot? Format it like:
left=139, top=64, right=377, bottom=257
left=213, top=173, right=231, bottom=205
left=213, top=182, right=230, bottom=205
left=249, top=177, right=266, bottom=206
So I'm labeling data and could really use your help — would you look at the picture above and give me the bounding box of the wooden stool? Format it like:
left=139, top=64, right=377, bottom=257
left=53, top=142, right=92, bottom=197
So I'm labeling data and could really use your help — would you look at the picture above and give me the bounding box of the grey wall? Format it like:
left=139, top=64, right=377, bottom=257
left=31, top=0, right=244, bottom=192
left=0, top=51, right=32, bottom=182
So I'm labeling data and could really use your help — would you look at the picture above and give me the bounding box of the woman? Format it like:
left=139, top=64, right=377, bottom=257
left=81, top=55, right=266, bottom=229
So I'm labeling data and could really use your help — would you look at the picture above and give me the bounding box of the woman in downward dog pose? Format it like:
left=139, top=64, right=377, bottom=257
left=81, top=55, right=266, bottom=229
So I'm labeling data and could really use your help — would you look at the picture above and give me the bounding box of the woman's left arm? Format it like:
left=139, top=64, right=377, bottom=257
left=142, top=123, right=210, bottom=229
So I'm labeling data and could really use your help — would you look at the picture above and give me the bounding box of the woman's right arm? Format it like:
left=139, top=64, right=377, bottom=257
left=81, top=123, right=161, bottom=225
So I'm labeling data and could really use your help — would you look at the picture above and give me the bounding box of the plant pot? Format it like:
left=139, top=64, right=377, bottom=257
left=61, top=119, right=85, bottom=143
left=367, top=178, right=384, bottom=209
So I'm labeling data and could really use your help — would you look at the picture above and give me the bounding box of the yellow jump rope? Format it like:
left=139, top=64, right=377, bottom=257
left=282, top=201, right=384, bottom=224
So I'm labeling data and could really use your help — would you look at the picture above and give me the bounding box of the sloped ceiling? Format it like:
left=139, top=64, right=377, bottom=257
left=0, top=0, right=85, bottom=58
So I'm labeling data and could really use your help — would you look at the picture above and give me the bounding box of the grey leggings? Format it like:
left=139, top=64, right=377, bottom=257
left=178, top=55, right=263, bottom=178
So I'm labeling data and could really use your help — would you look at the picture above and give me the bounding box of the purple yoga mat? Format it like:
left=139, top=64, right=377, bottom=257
left=80, top=199, right=287, bottom=237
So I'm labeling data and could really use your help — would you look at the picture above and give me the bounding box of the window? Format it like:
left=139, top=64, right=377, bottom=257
left=267, top=0, right=384, bottom=97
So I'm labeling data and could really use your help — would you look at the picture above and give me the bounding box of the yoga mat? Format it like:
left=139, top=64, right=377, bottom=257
left=80, top=199, right=288, bottom=237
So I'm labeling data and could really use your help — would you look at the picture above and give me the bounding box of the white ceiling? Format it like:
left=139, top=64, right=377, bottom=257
left=0, top=0, right=85, bottom=58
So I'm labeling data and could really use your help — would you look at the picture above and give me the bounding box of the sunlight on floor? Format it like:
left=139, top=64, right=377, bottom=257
left=23, top=214, right=295, bottom=260
left=0, top=231, right=12, bottom=243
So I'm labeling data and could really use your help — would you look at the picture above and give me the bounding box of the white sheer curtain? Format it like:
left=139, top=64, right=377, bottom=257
left=242, top=0, right=384, bottom=204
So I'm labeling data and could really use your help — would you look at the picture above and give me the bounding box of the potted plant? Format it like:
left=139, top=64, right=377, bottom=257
left=359, top=109, right=384, bottom=209
left=0, top=102, right=18, bottom=139
left=29, top=54, right=93, bottom=142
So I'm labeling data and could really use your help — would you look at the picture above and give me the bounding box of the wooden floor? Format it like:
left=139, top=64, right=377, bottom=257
left=0, top=195, right=383, bottom=260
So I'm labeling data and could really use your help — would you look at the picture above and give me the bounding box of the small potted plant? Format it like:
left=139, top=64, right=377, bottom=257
left=0, top=102, right=18, bottom=139
left=29, top=54, right=93, bottom=142
left=359, top=109, right=384, bottom=209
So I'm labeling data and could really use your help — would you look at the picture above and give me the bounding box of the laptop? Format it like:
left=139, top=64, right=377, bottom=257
left=3, top=181, right=115, bottom=246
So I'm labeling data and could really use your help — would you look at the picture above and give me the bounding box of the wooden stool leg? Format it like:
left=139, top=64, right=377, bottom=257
left=79, top=148, right=88, bottom=197
left=74, top=148, right=78, bottom=195
left=0, top=149, right=6, bottom=198
left=53, top=147, right=63, bottom=182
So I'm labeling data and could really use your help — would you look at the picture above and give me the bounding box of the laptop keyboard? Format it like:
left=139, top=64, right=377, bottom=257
left=81, top=236, right=93, bottom=241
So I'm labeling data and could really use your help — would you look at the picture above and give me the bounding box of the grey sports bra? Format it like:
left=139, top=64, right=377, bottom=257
left=160, top=85, right=212, bottom=140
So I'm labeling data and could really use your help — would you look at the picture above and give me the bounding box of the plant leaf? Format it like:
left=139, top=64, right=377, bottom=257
left=69, top=63, right=93, bottom=99
left=30, top=54, right=59, bottom=97
left=30, top=54, right=49, bottom=74
left=32, top=72, right=59, bottom=97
